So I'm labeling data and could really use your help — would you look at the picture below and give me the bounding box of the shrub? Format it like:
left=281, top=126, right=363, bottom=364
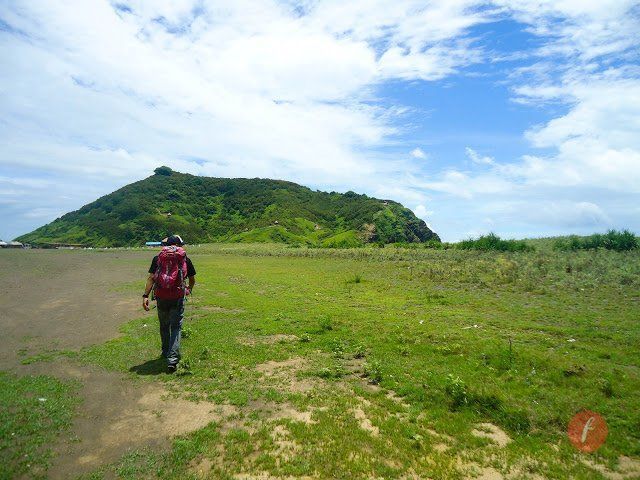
left=554, top=230, right=638, bottom=252
left=456, top=233, right=532, bottom=252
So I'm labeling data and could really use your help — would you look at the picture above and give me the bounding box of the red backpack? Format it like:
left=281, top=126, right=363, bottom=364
left=153, top=246, right=188, bottom=300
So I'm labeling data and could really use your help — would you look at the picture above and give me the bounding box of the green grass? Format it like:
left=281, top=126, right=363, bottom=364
left=68, top=246, right=640, bottom=477
left=10, top=244, right=640, bottom=479
left=0, top=372, right=81, bottom=479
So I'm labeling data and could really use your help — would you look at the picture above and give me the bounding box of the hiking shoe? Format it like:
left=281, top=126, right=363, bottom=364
left=167, top=364, right=177, bottom=373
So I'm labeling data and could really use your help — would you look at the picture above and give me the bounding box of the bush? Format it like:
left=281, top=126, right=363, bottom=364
left=457, top=233, right=532, bottom=252
left=554, top=230, right=638, bottom=252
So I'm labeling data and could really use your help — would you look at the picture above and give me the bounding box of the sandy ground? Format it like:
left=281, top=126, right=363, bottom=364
left=0, top=249, right=223, bottom=478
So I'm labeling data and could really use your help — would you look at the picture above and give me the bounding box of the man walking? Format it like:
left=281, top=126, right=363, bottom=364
left=142, top=235, right=196, bottom=372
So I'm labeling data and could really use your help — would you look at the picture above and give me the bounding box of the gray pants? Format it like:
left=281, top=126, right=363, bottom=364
left=157, top=298, right=184, bottom=366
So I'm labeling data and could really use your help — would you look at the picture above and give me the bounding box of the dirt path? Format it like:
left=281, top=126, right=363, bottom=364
left=0, top=249, right=142, bottom=364
left=0, top=249, right=223, bottom=478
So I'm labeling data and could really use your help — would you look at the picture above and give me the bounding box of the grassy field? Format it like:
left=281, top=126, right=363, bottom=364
left=2, top=244, right=640, bottom=479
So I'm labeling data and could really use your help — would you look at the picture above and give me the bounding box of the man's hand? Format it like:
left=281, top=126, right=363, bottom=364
left=143, top=297, right=150, bottom=311
left=185, top=288, right=191, bottom=296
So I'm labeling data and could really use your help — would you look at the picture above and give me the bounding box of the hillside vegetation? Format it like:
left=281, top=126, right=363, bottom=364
left=17, top=167, right=438, bottom=247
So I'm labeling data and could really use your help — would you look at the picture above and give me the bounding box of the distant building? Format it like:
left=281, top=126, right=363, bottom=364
left=6, top=241, right=23, bottom=248
left=0, top=240, right=7, bottom=248
left=145, top=241, right=162, bottom=247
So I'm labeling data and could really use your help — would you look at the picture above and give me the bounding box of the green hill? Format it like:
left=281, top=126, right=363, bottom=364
left=17, top=167, right=439, bottom=247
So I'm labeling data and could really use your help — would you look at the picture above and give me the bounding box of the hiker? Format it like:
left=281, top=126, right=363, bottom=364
left=142, top=235, right=196, bottom=372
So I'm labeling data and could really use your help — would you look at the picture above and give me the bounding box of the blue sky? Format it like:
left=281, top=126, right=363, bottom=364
left=1, top=1, right=639, bottom=241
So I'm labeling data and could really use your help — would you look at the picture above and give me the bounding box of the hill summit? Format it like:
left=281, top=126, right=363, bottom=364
left=17, top=167, right=439, bottom=247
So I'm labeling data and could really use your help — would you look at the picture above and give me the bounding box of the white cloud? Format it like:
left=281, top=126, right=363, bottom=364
left=410, top=148, right=427, bottom=159
left=465, top=147, right=495, bottom=166
left=413, top=204, right=434, bottom=219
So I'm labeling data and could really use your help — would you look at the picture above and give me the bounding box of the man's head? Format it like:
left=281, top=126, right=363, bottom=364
left=162, top=235, right=185, bottom=246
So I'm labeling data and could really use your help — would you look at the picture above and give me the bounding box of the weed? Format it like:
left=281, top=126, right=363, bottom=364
left=299, top=333, right=312, bottom=343
left=318, top=316, right=333, bottom=332
left=445, top=374, right=468, bottom=408
left=316, top=362, right=346, bottom=379
left=178, top=357, right=193, bottom=375
left=434, top=343, right=463, bottom=355
left=353, top=342, right=367, bottom=359
left=346, top=273, right=363, bottom=284
left=363, top=360, right=383, bottom=384
left=598, top=378, right=614, bottom=398
left=331, top=339, right=347, bottom=358
left=182, top=326, right=194, bottom=339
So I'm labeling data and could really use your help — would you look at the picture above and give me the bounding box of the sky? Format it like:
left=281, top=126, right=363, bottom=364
left=1, top=1, right=639, bottom=242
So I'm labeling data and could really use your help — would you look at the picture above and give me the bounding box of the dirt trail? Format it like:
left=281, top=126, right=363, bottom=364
left=0, top=249, right=223, bottom=478
left=0, top=249, right=142, bottom=364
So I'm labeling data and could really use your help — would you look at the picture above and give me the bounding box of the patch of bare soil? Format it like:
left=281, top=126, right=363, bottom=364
left=255, top=356, right=318, bottom=394
left=471, top=423, right=512, bottom=448
left=582, top=456, right=640, bottom=479
left=270, top=424, right=301, bottom=462
left=189, top=456, right=215, bottom=478
left=245, top=399, right=319, bottom=425
left=0, top=250, right=142, bottom=366
left=40, top=362, right=237, bottom=477
left=351, top=406, right=380, bottom=436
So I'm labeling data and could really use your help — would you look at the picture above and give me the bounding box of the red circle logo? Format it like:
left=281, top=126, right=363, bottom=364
left=567, top=410, right=608, bottom=452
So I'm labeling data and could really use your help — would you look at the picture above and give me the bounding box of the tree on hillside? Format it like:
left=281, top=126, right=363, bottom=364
left=154, top=166, right=173, bottom=176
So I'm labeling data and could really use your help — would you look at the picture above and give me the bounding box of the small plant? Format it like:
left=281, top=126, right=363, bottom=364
left=181, top=326, right=194, bottom=339
left=398, top=345, right=410, bottom=356
left=353, top=342, right=367, bottom=359
left=434, top=343, right=462, bottom=355
left=299, top=333, right=311, bottom=343
left=562, top=364, right=587, bottom=377
left=318, top=316, right=333, bottom=332
left=598, top=378, right=614, bottom=398
left=445, top=374, right=468, bottom=408
left=316, top=362, right=345, bottom=379
left=331, top=340, right=347, bottom=358
left=178, top=357, right=193, bottom=375
left=363, top=360, right=383, bottom=384
left=199, top=347, right=210, bottom=360
left=346, top=273, right=363, bottom=284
